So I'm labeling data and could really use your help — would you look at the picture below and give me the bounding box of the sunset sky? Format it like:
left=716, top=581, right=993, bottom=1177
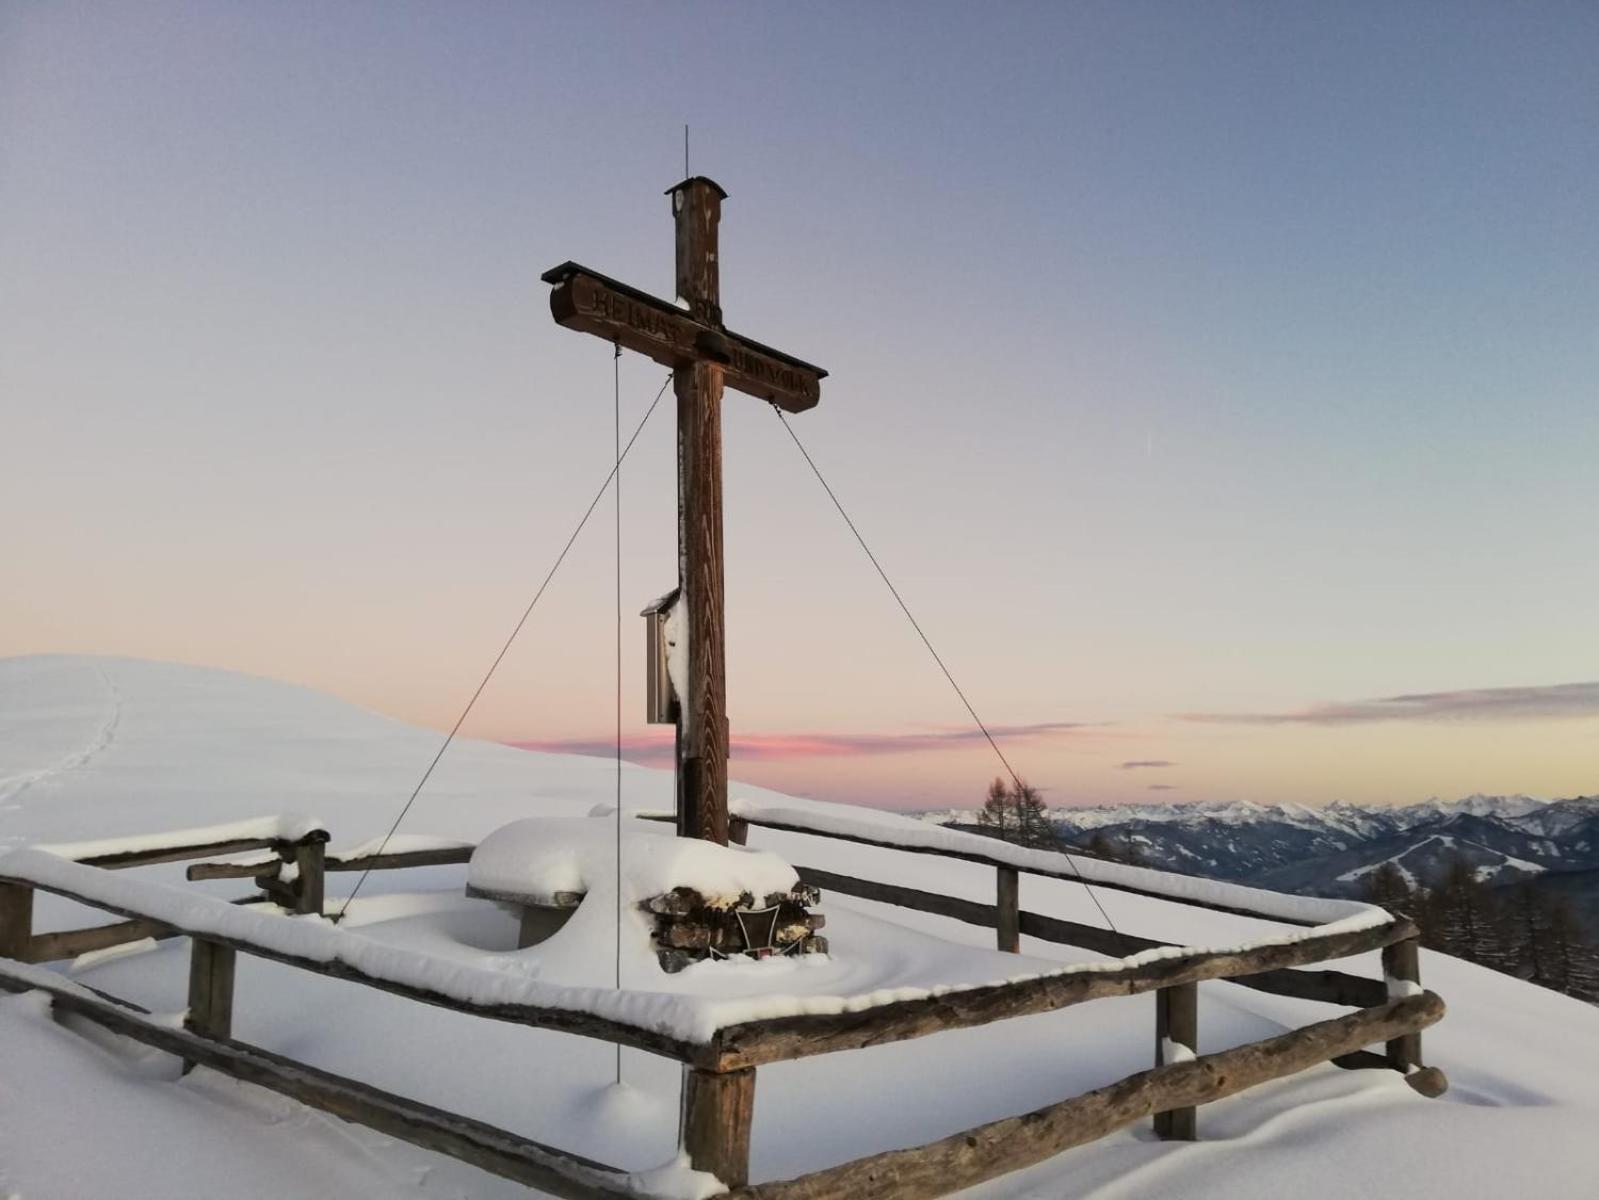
left=3, top=4, right=1595, bottom=811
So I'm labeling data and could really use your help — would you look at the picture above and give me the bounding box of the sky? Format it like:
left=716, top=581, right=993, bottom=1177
left=2, top=3, right=1596, bottom=812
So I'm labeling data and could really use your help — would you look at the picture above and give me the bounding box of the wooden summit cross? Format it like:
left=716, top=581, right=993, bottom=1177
left=541, top=177, right=826, bottom=847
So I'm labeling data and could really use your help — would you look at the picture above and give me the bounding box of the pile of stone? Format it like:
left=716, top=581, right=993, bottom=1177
left=644, top=882, right=827, bottom=973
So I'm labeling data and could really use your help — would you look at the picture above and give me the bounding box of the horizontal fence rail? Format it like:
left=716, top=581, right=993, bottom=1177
left=0, top=961, right=637, bottom=1200
left=725, top=992, right=1446, bottom=1200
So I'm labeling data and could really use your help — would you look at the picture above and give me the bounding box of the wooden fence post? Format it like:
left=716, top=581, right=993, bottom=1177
left=0, top=882, right=33, bottom=962
left=729, top=817, right=750, bottom=847
left=682, top=1066, right=756, bottom=1188
left=184, top=938, right=236, bottom=1074
left=996, top=867, right=1020, bottom=954
left=1153, top=982, right=1198, bottom=1141
left=292, top=834, right=327, bottom=916
left=1382, top=936, right=1422, bottom=1071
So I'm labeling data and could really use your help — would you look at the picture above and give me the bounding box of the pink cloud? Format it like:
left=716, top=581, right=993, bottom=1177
left=510, top=720, right=1098, bottom=765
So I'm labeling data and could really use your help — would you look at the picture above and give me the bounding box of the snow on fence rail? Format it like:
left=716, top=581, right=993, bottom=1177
left=722, top=798, right=1380, bottom=928
left=0, top=816, right=1447, bottom=1200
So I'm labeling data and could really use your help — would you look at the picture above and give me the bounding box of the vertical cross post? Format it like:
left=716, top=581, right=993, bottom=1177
left=1154, top=982, right=1199, bottom=1141
left=682, top=1066, right=756, bottom=1188
left=672, top=177, right=730, bottom=846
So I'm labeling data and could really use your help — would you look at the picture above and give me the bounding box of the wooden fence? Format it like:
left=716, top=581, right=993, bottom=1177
left=0, top=817, right=1445, bottom=1200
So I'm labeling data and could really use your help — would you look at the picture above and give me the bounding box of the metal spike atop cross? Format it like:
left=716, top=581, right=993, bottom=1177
left=541, top=178, right=827, bottom=846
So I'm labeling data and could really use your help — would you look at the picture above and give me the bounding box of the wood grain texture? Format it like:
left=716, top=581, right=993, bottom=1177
left=187, top=939, right=236, bottom=1040
left=802, top=869, right=1387, bottom=1009
left=4, top=871, right=713, bottom=1066
left=672, top=178, right=723, bottom=325
left=189, top=845, right=477, bottom=882
left=729, top=993, right=1446, bottom=1200
left=544, top=269, right=822, bottom=412
left=707, top=917, right=1415, bottom=1071
left=292, top=838, right=325, bottom=915
left=676, top=358, right=728, bottom=847
left=795, top=867, right=995, bottom=929
left=184, top=938, right=236, bottom=1075
left=0, top=865, right=1411, bottom=1075
left=27, top=916, right=174, bottom=963
left=0, top=882, right=32, bottom=960
left=79, top=837, right=287, bottom=870
left=1382, top=937, right=1423, bottom=1071
left=995, top=868, right=1020, bottom=954
left=741, top=815, right=1366, bottom=928
left=683, top=1067, right=756, bottom=1188
left=1153, top=983, right=1198, bottom=1140
left=0, top=962, right=633, bottom=1200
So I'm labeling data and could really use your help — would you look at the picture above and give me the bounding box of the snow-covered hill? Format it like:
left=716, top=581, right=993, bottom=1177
left=3, top=656, right=1598, bottom=1200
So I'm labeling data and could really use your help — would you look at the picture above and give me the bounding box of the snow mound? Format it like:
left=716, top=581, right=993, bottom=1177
left=468, top=816, right=799, bottom=907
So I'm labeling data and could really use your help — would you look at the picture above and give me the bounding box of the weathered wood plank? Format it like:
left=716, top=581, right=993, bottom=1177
left=1382, top=936, right=1423, bottom=1072
left=806, top=872, right=1387, bottom=1008
left=0, top=962, right=634, bottom=1200
left=4, top=865, right=1412, bottom=1073
left=0, top=881, right=32, bottom=960
left=796, top=867, right=995, bottom=929
left=292, top=838, right=325, bottom=916
left=729, top=993, right=1446, bottom=1200
left=1153, top=982, right=1198, bottom=1140
left=187, top=939, right=236, bottom=1033
left=683, top=1067, right=756, bottom=1188
left=185, top=937, right=236, bottom=1075
left=541, top=264, right=824, bottom=414
left=5, top=871, right=712, bottom=1066
left=187, top=845, right=477, bottom=882
left=995, top=868, right=1020, bottom=954
left=1020, top=911, right=1386, bottom=1007
left=744, top=816, right=1340, bottom=927
left=708, top=917, right=1416, bottom=1071
left=187, top=858, right=276, bottom=881
left=27, top=916, right=173, bottom=963
left=78, top=837, right=287, bottom=870
left=326, top=846, right=476, bottom=871
left=677, top=357, right=728, bottom=846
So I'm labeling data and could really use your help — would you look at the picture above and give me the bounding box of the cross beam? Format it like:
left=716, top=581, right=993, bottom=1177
left=539, top=264, right=825, bottom=414
left=541, top=177, right=826, bottom=845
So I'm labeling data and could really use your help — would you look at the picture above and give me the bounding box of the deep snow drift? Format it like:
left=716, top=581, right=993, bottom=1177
left=1, top=655, right=1596, bottom=1200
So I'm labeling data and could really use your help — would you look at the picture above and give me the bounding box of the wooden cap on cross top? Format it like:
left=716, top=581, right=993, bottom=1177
left=669, top=177, right=727, bottom=325
left=665, top=176, right=729, bottom=202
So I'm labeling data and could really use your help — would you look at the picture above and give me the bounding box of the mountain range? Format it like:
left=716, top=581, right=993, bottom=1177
left=922, top=793, right=1599, bottom=912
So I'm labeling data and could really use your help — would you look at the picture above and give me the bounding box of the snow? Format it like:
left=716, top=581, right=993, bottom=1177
left=335, top=832, right=476, bottom=860
left=33, top=813, right=326, bottom=861
left=468, top=816, right=799, bottom=907
left=1386, top=976, right=1424, bottom=1000
left=662, top=598, right=688, bottom=708
left=1160, top=1036, right=1196, bottom=1065
left=3, top=655, right=1599, bottom=1200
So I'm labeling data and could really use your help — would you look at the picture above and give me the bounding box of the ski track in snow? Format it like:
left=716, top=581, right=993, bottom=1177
left=0, top=666, right=122, bottom=814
